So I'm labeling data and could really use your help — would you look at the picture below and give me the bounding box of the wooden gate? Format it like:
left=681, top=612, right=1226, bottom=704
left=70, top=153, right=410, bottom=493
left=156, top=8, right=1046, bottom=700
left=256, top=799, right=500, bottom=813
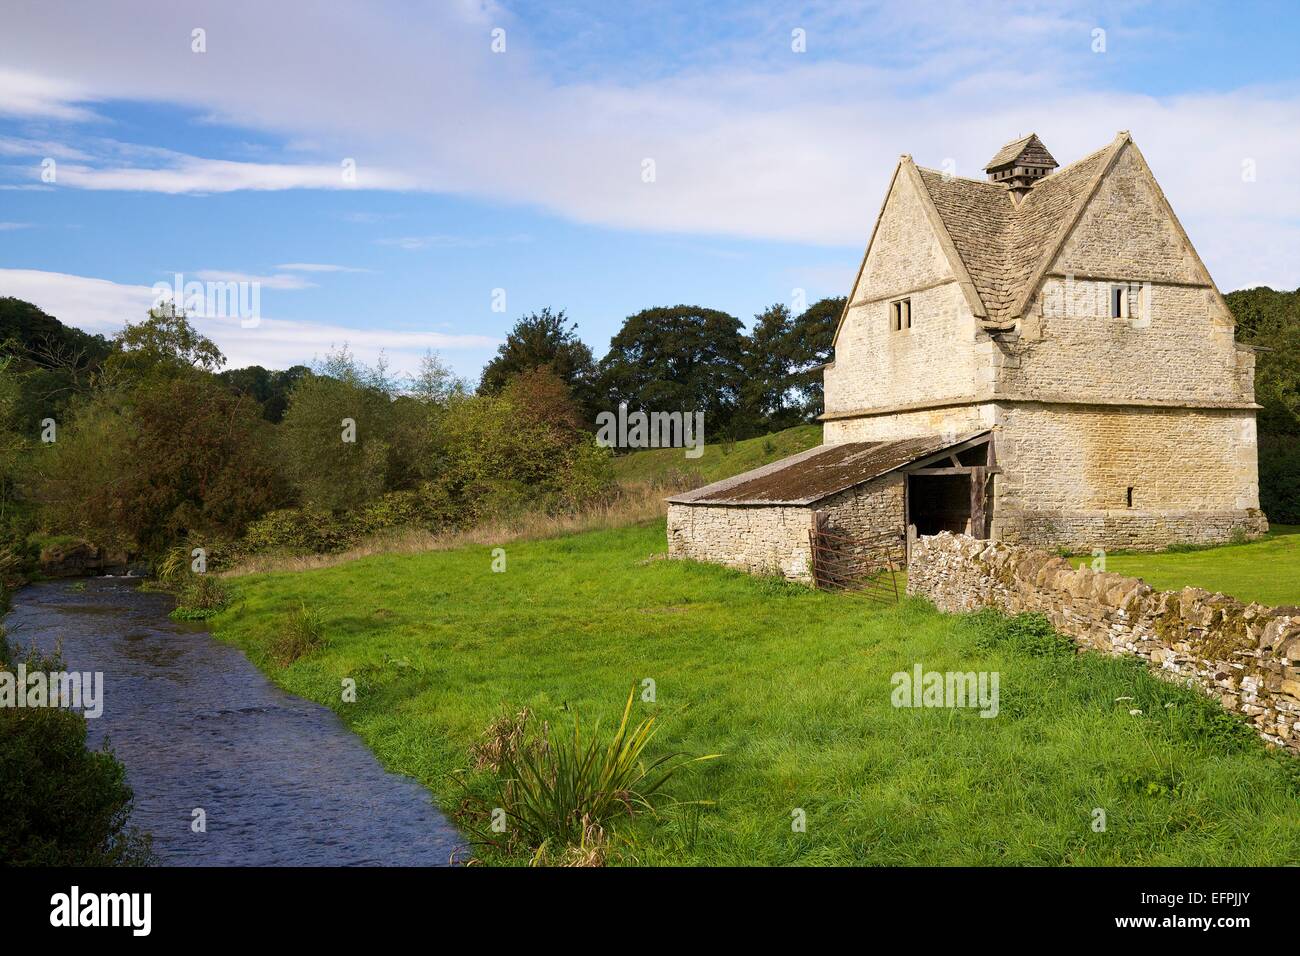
left=807, top=511, right=904, bottom=603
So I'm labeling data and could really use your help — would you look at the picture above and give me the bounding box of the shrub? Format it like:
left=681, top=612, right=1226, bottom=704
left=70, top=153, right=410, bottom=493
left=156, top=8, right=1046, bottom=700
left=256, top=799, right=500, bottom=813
left=269, top=602, right=327, bottom=665
left=170, top=574, right=230, bottom=621
left=460, top=689, right=718, bottom=863
left=0, top=634, right=154, bottom=865
left=1259, top=435, right=1300, bottom=524
left=241, top=507, right=358, bottom=555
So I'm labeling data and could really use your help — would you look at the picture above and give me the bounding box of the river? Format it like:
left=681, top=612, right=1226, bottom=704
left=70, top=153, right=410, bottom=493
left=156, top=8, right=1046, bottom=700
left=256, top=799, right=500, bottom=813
left=6, top=577, right=465, bottom=866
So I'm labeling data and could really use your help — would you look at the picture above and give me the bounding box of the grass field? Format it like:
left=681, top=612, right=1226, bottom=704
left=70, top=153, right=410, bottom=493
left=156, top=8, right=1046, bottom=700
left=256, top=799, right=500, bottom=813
left=1085, top=525, right=1300, bottom=607
left=212, top=520, right=1300, bottom=866
left=612, top=423, right=821, bottom=486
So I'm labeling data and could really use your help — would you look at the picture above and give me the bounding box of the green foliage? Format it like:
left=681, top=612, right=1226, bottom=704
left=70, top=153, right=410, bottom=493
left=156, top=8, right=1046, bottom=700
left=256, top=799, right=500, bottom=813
left=1227, top=286, right=1300, bottom=435
left=0, top=297, right=110, bottom=430
left=171, top=574, right=231, bottom=620
left=434, top=378, right=614, bottom=523
left=104, top=305, right=225, bottom=384
left=240, top=507, right=359, bottom=555
left=277, top=371, right=394, bottom=513
left=34, top=375, right=285, bottom=554
left=1259, top=435, right=1300, bottom=523
left=970, top=609, right=1075, bottom=658
left=217, top=364, right=310, bottom=423
left=597, top=304, right=747, bottom=434
left=462, top=688, right=717, bottom=861
left=0, top=634, right=154, bottom=865
left=269, top=602, right=327, bottom=665
left=478, top=308, right=597, bottom=418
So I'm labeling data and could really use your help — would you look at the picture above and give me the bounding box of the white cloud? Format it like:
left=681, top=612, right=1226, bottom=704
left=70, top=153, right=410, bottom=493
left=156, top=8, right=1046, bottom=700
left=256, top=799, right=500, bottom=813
left=48, top=156, right=420, bottom=193
left=192, top=270, right=316, bottom=291
left=374, top=234, right=532, bottom=251
left=0, top=222, right=31, bottom=231
left=276, top=263, right=371, bottom=273
left=0, top=0, right=1296, bottom=290
left=0, top=68, right=98, bottom=121
left=0, top=268, right=499, bottom=374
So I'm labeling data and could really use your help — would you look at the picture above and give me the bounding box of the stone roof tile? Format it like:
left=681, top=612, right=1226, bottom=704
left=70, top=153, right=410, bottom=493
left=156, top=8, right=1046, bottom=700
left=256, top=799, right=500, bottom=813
left=915, top=142, right=1114, bottom=323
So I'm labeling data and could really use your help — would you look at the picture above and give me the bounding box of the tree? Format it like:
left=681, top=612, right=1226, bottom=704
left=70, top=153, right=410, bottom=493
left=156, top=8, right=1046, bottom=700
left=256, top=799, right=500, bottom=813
left=0, top=297, right=110, bottom=429
left=478, top=308, right=597, bottom=414
left=596, top=305, right=747, bottom=438
left=784, top=296, right=843, bottom=421
left=277, top=372, right=394, bottom=513
left=1227, top=287, right=1300, bottom=436
left=736, top=303, right=798, bottom=435
left=218, top=364, right=310, bottom=423
left=33, top=377, right=284, bottom=553
left=104, top=304, right=225, bottom=384
left=408, top=350, right=465, bottom=406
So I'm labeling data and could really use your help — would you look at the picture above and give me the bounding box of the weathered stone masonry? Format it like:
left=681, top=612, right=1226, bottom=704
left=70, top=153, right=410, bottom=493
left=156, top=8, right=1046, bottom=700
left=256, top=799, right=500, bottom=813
left=667, top=475, right=904, bottom=582
left=908, top=532, right=1300, bottom=754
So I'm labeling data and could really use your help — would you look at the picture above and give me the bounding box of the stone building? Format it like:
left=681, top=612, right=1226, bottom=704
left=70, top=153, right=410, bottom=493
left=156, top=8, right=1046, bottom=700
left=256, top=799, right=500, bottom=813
left=669, top=132, right=1267, bottom=580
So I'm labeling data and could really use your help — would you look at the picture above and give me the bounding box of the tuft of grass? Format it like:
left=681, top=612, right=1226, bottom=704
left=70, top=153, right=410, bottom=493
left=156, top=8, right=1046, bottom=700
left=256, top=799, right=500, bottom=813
left=268, top=602, right=327, bottom=665
left=458, top=688, right=718, bottom=864
left=170, top=575, right=230, bottom=621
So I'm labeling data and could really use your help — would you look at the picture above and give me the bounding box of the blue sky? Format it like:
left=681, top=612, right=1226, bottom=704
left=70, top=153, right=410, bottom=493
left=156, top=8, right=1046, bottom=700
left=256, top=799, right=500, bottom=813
left=1, top=0, right=1298, bottom=381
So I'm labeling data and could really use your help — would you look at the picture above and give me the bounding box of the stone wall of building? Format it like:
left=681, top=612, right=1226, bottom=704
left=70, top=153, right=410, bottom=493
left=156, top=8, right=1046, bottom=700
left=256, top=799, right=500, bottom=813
left=825, top=169, right=980, bottom=420
left=1051, top=142, right=1205, bottom=286
left=907, top=532, right=1300, bottom=754
left=824, top=402, right=995, bottom=444
left=1011, top=279, right=1247, bottom=406
left=991, top=402, right=1265, bottom=550
left=667, top=502, right=816, bottom=580
left=666, top=476, right=906, bottom=582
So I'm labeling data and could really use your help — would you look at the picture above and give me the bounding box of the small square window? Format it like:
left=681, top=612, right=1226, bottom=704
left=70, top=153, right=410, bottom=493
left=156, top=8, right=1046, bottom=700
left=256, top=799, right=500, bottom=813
left=891, top=298, right=912, bottom=332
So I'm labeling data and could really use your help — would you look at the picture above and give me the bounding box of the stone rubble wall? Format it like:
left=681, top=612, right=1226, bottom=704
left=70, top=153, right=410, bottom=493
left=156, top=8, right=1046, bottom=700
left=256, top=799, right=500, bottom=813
left=907, top=532, right=1300, bottom=754
left=667, top=502, right=815, bottom=580
left=666, top=476, right=906, bottom=582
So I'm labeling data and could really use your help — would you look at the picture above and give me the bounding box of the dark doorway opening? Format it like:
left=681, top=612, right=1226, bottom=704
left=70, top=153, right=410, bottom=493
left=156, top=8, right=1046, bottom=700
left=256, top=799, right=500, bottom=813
left=907, top=474, right=972, bottom=536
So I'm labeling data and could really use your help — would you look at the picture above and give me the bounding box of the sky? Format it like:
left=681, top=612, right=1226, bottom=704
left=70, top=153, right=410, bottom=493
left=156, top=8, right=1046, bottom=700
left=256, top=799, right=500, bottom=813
left=1, top=0, right=1298, bottom=381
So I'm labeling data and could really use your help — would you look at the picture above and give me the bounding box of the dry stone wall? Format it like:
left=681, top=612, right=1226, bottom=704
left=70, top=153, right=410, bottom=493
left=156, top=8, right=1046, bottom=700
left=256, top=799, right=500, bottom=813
left=908, top=532, right=1300, bottom=754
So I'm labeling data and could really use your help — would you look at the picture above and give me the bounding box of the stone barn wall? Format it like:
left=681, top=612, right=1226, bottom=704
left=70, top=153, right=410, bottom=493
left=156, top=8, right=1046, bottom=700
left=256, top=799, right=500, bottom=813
left=992, top=403, right=1267, bottom=551
left=667, top=502, right=816, bottom=581
left=666, top=475, right=906, bottom=582
left=908, top=532, right=1300, bottom=754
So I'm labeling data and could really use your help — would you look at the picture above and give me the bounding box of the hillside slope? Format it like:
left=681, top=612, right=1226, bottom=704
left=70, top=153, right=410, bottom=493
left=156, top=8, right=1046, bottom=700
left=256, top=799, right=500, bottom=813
left=612, top=424, right=821, bottom=487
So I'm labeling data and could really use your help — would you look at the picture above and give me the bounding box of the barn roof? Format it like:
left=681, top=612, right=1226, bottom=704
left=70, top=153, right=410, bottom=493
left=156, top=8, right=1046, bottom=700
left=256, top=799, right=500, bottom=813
left=667, top=431, right=989, bottom=506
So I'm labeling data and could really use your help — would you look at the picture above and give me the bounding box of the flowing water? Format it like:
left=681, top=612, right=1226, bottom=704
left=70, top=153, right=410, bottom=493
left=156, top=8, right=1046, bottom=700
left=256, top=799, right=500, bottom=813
left=6, top=578, right=465, bottom=866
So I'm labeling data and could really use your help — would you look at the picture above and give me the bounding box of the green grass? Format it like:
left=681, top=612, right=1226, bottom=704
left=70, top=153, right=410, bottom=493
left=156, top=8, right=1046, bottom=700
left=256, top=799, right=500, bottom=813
left=612, top=424, right=822, bottom=486
left=211, top=520, right=1300, bottom=866
left=1082, top=525, right=1300, bottom=607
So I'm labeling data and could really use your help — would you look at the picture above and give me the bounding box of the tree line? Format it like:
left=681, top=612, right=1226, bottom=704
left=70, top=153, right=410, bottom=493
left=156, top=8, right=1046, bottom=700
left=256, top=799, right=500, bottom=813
left=0, top=293, right=842, bottom=568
